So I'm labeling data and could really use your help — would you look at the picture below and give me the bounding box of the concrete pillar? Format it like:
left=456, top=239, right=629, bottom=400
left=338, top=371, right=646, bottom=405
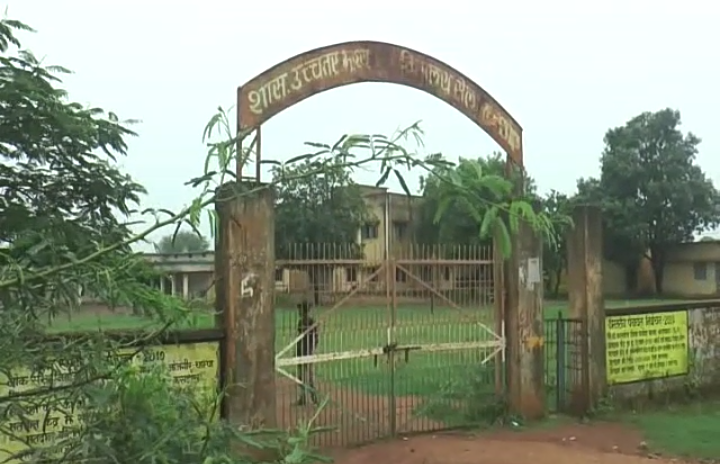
left=215, top=182, right=276, bottom=427
left=505, top=217, right=545, bottom=419
left=170, top=274, right=177, bottom=296
left=182, top=273, right=189, bottom=299
left=160, top=277, right=165, bottom=294
left=566, top=205, right=605, bottom=412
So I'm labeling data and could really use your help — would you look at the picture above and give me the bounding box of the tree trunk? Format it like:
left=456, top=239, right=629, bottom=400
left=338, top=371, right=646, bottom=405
left=624, top=262, right=639, bottom=294
left=543, top=267, right=552, bottom=293
left=650, top=252, right=665, bottom=295
left=553, top=267, right=562, bottom=298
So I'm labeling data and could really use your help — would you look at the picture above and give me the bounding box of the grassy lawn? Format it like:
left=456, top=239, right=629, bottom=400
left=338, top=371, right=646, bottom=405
left=51, top=298, right=692, bottom=333
left=616, top=400, right=720, bottom=460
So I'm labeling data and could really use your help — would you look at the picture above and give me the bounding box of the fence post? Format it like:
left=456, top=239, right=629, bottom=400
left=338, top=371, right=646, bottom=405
left=555, top=310, right=566, bottom=411
left=505, top=215, right=545, bottom=419
left=215, top=181, right=276, bottom=428
left=566, top=205, right=605, bottom=413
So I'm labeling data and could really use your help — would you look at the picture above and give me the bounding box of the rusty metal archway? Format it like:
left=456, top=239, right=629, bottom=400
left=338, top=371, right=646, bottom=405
left=236, top=40, right=523, bottom=179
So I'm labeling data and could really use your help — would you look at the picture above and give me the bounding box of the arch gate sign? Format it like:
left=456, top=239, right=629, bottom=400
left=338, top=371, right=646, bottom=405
left=234, top=41, right=526, bottom=444
left=237, top=41, right=523, bottom=169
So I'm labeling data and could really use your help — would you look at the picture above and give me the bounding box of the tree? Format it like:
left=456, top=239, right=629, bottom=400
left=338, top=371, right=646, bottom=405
left=0, top=18, right=165, bottom=321
left=0, top=16, right=201, bottom=463
left=541, top=190, right=572, bottom=298
left=155, top=231, right=210, bottom=253
left=273, top=160, right=368, bottom=257
left=577, top=109, right=720, bottom=293
left=272, top=150, right=370, bottom=304
left=430, top=158, right=560, bottom=259
left=416, top=151, right=537, bottom=246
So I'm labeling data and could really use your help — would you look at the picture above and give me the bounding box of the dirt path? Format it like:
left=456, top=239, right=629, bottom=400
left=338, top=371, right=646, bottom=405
left=330, top=422, right=687, bottom=464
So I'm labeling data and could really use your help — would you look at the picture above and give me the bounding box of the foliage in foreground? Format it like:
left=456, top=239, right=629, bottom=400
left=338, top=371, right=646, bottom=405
left=17, top=363, right=330, bottom=464
left=413, top=153, right=571, bottom=277
left=425, top=157, right=564, bottom=258
left=414, top=152, right=537, bottom=247
left=0, top=15, right=321, bottom=464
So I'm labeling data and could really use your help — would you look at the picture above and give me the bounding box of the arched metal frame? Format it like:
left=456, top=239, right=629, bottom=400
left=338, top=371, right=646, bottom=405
left=236, top=40, right=523, bottom=180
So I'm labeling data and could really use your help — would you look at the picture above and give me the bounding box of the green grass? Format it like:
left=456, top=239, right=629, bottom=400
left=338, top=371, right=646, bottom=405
left=617, top=400, right=720, bottom=460
left=52, top=298, right=692, bottom=333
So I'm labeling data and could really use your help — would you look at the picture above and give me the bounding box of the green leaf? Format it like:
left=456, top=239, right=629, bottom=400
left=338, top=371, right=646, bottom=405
left=394, top=169, right=411, bottom=196
left=376, top=168, right=391, bottom=187
left=303, top=141, right=331, bottom=149
left=480, top=206, right=499, bottom=239
left=494, top=220, right=512, bottom=258
left=332, top=134, right=349, bottom=151
left=285, top=153, right=317, bottom=165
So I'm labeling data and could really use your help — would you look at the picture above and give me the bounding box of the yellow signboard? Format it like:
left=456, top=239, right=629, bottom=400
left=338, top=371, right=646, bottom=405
left=0, top=341, right=220, bottom=463
left=605, top=310, right=688, bottom=385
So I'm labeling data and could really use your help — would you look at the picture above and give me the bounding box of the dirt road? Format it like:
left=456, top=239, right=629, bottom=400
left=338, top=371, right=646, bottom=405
left=331, top=422, right=687, bottom=464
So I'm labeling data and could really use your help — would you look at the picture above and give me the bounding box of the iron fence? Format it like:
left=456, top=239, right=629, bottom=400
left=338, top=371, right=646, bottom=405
left=544, top=312, right=587, bottom=413
left=273, top=243, right=504, bottom=447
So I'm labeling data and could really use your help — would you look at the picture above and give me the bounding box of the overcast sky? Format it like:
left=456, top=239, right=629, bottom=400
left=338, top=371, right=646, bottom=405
left=10, top=0, right=719, bottom=247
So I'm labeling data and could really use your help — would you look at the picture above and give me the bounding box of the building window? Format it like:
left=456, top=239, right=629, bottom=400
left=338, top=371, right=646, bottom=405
left=361, top=223, right=379, bottom=240
left=274, top=268, right=284, bottom=282
left=345, top=266, right=358, bottom=282
left=392, top=221, right=408, bottom=240
left=694, top=262, right=707, bottom=281
left=395, top=267, right=407, bottom=282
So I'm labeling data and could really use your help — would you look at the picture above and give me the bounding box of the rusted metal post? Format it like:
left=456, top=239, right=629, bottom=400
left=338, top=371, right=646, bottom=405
left=505, top=217, right=545, bottom=419
left=566, top=205, right=605, bottom=413
left=215, top=181, right=276, bottom=428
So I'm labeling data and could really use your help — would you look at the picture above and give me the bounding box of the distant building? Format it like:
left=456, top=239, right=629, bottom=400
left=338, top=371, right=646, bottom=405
left=662, top=240, right=720, bottom=296
left=139, top=184, right=488, bottom=301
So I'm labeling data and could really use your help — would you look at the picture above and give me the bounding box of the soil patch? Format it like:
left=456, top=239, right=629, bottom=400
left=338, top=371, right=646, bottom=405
left=331, top=422, right=686, bottom=464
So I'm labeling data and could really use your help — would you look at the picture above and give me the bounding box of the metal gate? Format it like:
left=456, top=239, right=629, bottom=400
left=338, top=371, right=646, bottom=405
left=273, top=244, right=505, bottom=447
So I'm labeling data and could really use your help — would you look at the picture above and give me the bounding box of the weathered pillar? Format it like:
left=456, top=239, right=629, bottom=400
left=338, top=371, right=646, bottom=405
left=182, top=273, right=189, bottom=299
left=566, top=205, right=605, bottom=412
left=505, top=218, right=545, bottom=419
left=215, top=181, right=276, bottom=427
left=170, top=274, right=177, bottom=296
